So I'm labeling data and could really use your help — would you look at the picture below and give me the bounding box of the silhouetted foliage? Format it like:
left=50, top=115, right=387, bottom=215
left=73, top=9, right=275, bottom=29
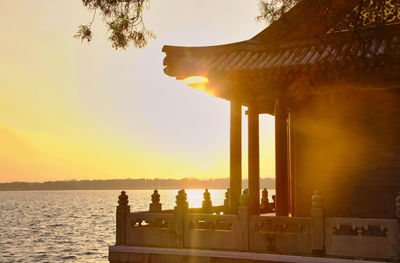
left=76, top=1, right=400, bottom=50
left=256, top=0, right=299, bottom=25
left=76, top=0, right=155, bottom=49
left=257, top=0, right=400, bottom=30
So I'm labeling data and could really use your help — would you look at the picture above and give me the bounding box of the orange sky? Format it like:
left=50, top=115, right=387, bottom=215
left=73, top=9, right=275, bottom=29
left=0, top=0, right=275, bottom=183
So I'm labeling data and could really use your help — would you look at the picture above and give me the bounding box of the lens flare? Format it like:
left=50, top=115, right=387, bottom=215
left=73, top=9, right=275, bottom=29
left=182, top=76, right=209, bottom=86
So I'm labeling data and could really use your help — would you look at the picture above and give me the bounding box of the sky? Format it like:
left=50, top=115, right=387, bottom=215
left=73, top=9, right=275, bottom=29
left=0, top=0, right=275, bottom=183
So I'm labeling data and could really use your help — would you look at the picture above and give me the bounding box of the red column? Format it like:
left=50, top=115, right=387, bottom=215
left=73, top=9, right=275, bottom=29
left=230, top=100, right=242, bottom=214
left=248, top=103, right=260, bottom=215
left=275, top=100, right=289, bottom=216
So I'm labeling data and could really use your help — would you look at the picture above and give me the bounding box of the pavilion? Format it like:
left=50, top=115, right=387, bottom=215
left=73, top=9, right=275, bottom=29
left=109, top=1, right=400, bottom=262
left=162, top=0, right=400, bottom=219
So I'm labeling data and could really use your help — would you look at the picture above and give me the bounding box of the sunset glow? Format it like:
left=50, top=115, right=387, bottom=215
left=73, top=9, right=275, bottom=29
left=0, top=1, right=273, bottom=183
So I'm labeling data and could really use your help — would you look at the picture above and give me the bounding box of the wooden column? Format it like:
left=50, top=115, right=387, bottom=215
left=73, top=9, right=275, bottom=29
left=275, top=100, right=289, bottom=216
left=248, top=104, right=260, bottom=215
left=230, top=100, right=242, bottom=214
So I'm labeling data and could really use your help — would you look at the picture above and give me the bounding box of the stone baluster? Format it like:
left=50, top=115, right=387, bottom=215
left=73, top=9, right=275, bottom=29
left=149, top=190, right=162, bottom=212
left=223, top=188, right=230, bottom=214
left=174, top=189, right=188, bottom=248
left=238, top=188, right=249, bottom=251
left=240, top=188, right=249, bottom=206
left=272, top=195, right=276, bottom=212
left=311, top=190, right=324, bottom=255
left=116, top=191, right=130, bottom=245
left=260, top=188, right=269, bottom=213
left=396, top=192, right=400, bottom=219
left=175, top=189, right=189, bottom=211
left=202, top=189, right=212, bottom=214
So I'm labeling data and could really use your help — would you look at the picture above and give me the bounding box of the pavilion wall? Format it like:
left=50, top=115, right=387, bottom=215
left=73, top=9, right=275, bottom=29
left=291, top=88, right=400, bottom=218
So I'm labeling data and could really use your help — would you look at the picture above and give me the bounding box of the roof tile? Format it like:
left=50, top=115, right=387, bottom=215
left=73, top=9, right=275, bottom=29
left=163, top=25, right=400, bottom=81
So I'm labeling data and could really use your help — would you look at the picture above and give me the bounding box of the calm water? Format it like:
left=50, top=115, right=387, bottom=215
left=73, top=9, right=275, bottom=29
left=0, top=189, right=275, bottom=262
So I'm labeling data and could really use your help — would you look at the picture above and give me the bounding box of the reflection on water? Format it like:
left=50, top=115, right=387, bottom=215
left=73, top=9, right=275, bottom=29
left=0, top=189, right=275, bottom=262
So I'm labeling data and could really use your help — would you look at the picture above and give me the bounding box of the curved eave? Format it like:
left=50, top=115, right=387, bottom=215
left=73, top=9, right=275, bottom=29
left=163, top=23, right=400, bottom=80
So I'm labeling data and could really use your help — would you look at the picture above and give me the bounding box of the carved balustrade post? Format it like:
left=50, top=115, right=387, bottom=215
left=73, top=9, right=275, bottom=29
left=223, top=189, right=230, bottom=214
left=116, top=191, right=130, bottom=245
left=260, top=188, right=269, bottom=213
left=238, top=188, right=249, bottom=251
left=174, top=189, right=188, bottom=248
left=202, top=189, right=212, bottom=214
left=272, top=195, right=276, bottom=212
left=149, top=190, right=162, bottom=212
left=311, top=190, right=324, bottom=255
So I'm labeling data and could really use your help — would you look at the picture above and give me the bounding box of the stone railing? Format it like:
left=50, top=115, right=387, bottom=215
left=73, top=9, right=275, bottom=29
left=249, top=215, right=313, bottom=254
left=126, top=212, right=175, bottom=247
left=325, top=217, right=400, bottom=260
left=249, top=189, right=317, bottom=255
left=115, top=189, right=400, bottom=261
left=184, top=213, right=241, bottom=250
left=116, top=189, right=232, bottom=249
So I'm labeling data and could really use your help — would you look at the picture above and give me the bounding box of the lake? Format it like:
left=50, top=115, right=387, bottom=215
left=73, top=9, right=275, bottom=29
left=0, top=189, right=275, bottom=262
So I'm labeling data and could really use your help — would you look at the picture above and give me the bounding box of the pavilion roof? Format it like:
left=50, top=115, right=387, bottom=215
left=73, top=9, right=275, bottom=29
left=162, top=0, right=400, bottom=103
left=163, top=25, right=400, bottom=79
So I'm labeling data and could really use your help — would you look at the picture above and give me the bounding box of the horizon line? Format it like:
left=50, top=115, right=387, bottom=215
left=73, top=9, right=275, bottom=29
left=0, top=177, right=276, bottom=184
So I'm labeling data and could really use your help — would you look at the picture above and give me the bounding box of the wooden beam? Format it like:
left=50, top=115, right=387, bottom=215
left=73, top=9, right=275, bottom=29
left=244, top=99, right=275, bottom=115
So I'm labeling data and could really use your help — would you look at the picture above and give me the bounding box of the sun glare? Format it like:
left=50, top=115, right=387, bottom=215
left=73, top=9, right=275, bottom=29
left=182, top=76, right=214, bottom=95
left=182, top=76, right=209, bottom=86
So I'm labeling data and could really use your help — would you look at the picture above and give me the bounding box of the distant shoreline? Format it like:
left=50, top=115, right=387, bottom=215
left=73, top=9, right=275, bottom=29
left=0, top=178, right=275, bottom=191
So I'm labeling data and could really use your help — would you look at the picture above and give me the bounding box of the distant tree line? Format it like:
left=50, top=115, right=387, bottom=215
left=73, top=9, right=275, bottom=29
left=0, top=178, right=275, bottom=191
